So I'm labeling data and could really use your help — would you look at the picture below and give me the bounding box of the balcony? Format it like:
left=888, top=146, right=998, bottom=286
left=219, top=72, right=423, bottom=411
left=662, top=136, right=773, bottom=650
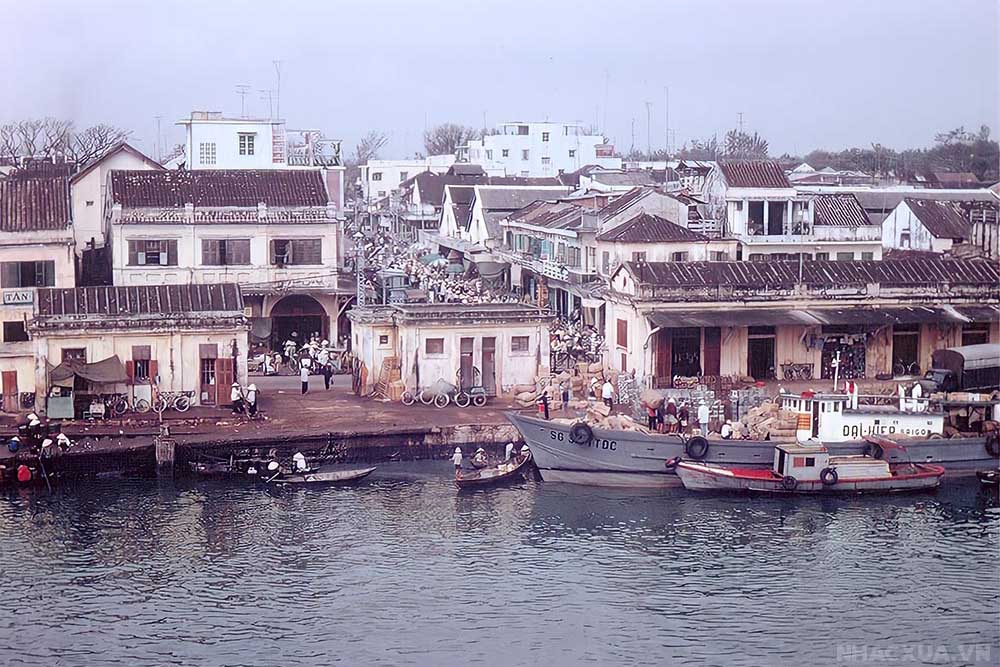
left=739, top=225, right=881, bottom=245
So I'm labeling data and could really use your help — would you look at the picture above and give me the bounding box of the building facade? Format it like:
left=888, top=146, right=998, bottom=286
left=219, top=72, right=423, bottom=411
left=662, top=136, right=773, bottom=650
left=359, top=155, right=456, bottom=204
left=459, top=122, right=621, bottom=177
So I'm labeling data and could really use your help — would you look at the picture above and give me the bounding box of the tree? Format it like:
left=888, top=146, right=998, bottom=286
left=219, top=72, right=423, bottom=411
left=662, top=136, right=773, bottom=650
left=0, top=117, right=130, bottom=167
left=423, top=123, right=479, bottom=156
left=350, top=130, right=389, bottom=167
left=677, top=136, right=721, bottom=160
left=723, top=129, right=769, bottom=159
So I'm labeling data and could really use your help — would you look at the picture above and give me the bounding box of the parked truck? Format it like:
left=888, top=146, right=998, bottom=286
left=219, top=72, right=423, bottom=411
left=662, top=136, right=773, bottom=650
left=921, top=343, right=1000, bottom=393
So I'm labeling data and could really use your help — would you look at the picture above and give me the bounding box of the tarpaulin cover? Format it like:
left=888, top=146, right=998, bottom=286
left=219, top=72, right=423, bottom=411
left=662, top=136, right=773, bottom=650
left=50, top=355, right=128, bottom=386
left=250, top=317, right=273, bottom=341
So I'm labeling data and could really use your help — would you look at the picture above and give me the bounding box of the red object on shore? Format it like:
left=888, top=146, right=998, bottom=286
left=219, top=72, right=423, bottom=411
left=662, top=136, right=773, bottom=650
left=16, top=465, right=31, bottom=483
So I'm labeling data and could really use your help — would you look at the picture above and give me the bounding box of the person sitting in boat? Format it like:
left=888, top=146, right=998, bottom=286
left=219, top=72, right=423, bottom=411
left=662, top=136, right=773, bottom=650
left=7, top=436, right=20, bottom=453
left=472, top=447, right=489, bottom=468
left=519, top=444, right=530, bottom=461
left=504, top=442, right=515, bottom=461
left=230, top=382, right=244, bottom=415
left=452, top=447, right=463, bottom=478
left=292, top=451, right=309, bottom=473
left=740, top=422, right=751, bottom=440
left=245, top=384, right=258, bottom=417
left=720, top=420, right=734, bottom=440
left=56, top=432, right=72, bottom=452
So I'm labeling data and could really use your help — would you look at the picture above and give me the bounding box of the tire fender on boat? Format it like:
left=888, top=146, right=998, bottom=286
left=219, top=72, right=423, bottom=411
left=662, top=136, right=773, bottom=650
left=782, top=475, right=798, bottom=491
left=569, top=422, right=593, bottom=445
left=820, top=467, right=838, bottom=486
left=685, top=436, right=709, bottom=460
left=985, top=432, right=1000, bottom=458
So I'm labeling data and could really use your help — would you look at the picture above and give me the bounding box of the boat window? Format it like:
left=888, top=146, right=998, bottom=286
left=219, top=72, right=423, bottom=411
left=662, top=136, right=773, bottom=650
left=805, top=457, right=815, bottom=467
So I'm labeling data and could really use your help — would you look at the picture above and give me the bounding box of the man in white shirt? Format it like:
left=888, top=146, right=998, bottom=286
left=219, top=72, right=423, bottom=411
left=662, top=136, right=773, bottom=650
left=697, top=401, right=710, bottom=433
left=452, top=447, right=463, bottom=478
left=300, top=363, right=310, bottom=395
left=504, top=442, right=516, bottom=461
left=601, top=379, right=615, bottom=410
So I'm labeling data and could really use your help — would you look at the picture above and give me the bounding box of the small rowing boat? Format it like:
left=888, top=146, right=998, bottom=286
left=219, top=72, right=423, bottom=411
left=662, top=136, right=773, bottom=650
left=275, top=466, right=377, bottom=485
left=456, top=452, right=532, bottom=489
left=668, top=442, right=944, bottom=494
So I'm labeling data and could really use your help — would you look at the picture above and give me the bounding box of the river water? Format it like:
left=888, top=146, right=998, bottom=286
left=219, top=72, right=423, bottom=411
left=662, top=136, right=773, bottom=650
left=1, top=463, right=997, bottom=666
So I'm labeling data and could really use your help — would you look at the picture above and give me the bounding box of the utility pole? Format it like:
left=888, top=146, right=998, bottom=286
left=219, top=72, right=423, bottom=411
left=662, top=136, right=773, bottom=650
left=664, top=86, right=670, bottom=156
left=737, top=112, right=744, bottom=133
left=644, top=101, right=652, bottom=158
left=274, top=60, right=282, bottom=119
left=154, top=115, right=162, bottom=161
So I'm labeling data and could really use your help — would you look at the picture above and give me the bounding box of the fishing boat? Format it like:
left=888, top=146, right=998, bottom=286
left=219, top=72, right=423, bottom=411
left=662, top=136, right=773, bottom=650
left=507, top=388, right=999, bottom=487
left=668, top=442, right=944, bottom=494
left=273, top=466, right=377, bottom=485
left=456, top=452, right=532, bottom=489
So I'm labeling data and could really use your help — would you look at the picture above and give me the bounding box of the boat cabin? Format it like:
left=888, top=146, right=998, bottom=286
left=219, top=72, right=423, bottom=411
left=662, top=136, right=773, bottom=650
left=774, top=443, right=893, bottom=481
left=781, top=391, right=944, bottom=443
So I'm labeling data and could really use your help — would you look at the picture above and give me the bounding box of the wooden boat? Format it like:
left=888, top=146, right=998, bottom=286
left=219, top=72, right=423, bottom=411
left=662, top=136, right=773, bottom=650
left=670, top=442, right=944, bottom=494
left=456, top=452, right=532, bottom=489
left=275, top=466, right=377, bottom=485
left=976, top=470, right=999, bottom=488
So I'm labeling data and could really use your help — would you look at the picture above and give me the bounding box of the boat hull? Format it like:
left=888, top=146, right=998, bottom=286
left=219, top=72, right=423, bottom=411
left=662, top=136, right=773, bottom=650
left=456, top=454, right=531, bottom=489
left=675, top=461, right=943, bottom=494
left=278, top=467, right=377, bottom=484
left=506, top=412, right=999, bottom=487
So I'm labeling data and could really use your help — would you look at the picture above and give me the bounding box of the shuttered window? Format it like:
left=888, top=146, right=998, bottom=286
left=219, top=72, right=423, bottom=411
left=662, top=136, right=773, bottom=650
left=127, top=240, right=178, bottom=266
left=617, top=319, right=628, bottom=349
left=1, top=261, right=55, bottom=287
left=270, top=239, right=322, bottom=266
left=202, top=239, right=251, bottom=266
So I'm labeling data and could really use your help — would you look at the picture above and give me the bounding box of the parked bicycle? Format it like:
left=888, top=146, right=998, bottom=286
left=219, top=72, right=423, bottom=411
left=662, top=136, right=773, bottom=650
left=401, top=378, right=459, bottom=408
left=781, top=362, right=814, bottom=381
left=153, top=390, right=193, bottom=413
left=893, top=359, right=920, bottom=377
left=104, top=392, right=151, bottom=416
left=456, top=367, right=488, bottom=408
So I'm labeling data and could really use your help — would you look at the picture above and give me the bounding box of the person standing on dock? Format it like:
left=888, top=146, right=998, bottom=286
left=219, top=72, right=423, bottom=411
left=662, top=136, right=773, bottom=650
left=300, top=362, right=310, bottom=395
left=231, top=382, right=244, bottom=415
left=601, top=378, right=615, bottom=411
left=452, top=447, right=463, bottom=478
left=245, top=384, right=258, bottom=417
left=696, top=401, right=710, bottom=434
left=317, top=342, right=332, bottom=391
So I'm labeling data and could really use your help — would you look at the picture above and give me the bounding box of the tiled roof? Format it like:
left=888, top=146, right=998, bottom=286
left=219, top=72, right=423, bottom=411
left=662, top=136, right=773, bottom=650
left=904, top=198, right=971, bottom=239
left=718, top=160, right=791, bottom=189
left=622, top=257, right=999, bottom=288
left=0, top=175, right=71, bottom=232
left=477, top=186, right=571, bottom=211
left=111, top=170, right=329, bottom=208
left=70, top=142, right=164, bottom=184
left=590, top=171, right=672, bottom=187
left=407, top=171, right=562, bottom=208
left=812, top=194, right=870, bottom=228
left=596, top=212, right=708, bottom=243
left=507, top=201, right=584, bottom=230
left=596, top=187, right=648, bottom=220
left=35, top=284, right=244, bottom=318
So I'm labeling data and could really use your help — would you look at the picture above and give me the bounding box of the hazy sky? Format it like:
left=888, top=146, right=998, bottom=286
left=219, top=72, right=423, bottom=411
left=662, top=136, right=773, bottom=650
left=4, top=0, right=997, bottom=160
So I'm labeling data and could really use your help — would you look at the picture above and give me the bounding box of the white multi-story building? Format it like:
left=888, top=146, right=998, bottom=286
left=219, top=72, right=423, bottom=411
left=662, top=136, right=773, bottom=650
left=358, top=155, right=456, bottom=203
left=177, top=111, right=346, bottom=213
left=106, top=169, right=353, bottom=348
left=459, top=122, right=622, bottom=178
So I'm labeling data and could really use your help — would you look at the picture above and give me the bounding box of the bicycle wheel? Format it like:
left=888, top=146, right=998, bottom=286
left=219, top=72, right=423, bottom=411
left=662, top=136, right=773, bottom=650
left=133, top=398, right=151, bottom=413
left=174, top=395, right=192, bottom=412
left=454, top=392, right=471, bottom=408
left=893, top=363, right=905, bottom=377
left=153, top=396, right=168, bottom=413
left=110, top=397, right=128, bottom=417
left=434, top=393, right=450, bottom=409
left=472, top=394, right=487, bottom=408
left=401, top=391, right=416, bottom=406
left=419, top=390, right=434, bottom=406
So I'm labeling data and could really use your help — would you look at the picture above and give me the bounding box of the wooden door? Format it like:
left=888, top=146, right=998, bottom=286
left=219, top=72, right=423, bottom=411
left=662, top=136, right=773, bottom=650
left=703, top=327, right=721, bottom=377
left=2, top=370, right=16, bottom=412
left=459, top=337, right=474, bottom=389
left=482, top=337, right=496, bottom=396
left=215, top=358, right=234, bottom=406
left=655, top=329, right=672, bottom=388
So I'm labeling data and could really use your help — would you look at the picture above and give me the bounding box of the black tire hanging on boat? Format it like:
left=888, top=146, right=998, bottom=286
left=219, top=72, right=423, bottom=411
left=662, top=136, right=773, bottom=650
left=986, top=432, right=1000, bottom=457
left=685, top=436, right=709, bottom=460
left=782, top=475, right=798, bottom=491
left=569, top=422, right=593, bottom=445
left=820, top=467, right=838, bottom=486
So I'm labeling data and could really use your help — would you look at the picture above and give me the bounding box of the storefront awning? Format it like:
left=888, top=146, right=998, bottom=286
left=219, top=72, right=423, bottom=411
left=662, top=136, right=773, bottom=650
left=49, top=355, right=128, bottom=386
left=646, top=305, right=994, bottom=329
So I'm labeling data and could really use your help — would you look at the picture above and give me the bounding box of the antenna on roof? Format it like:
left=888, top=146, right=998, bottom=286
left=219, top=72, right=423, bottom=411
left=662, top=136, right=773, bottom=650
left=664, top=86, right=670, bottom=156
left=235, top=85, right=251, bottom=118
left=645, top=101, right=653, bottom=158
left=737, top=112, right=744, bottom=133
left=273, top=60, right=282, bottom=119
left=259, top=89, right=275, bottom=119
left=154, top=115, right=162, bottom=162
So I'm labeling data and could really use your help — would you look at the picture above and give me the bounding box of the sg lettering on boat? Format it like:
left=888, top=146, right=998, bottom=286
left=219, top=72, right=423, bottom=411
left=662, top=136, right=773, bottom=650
left=548, top=430, right=617, bottom=450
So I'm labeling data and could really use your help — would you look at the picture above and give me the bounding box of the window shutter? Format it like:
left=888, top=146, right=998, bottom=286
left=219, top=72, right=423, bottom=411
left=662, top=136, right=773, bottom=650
left=1, top=262, right=18, bottom=288
left=149, top=360, right=158, bottom=382
left=125, top=361, right=135, bottom=384
left=270, top=240, right=277, bottom=264
left=201, top=240, right=215, bottom=265
left=167, top=240, right=177, bottom=266
left=617, top=319, right=628, bottom=349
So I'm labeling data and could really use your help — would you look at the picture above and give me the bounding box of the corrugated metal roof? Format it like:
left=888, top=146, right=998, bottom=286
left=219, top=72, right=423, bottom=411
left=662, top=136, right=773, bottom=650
left=0, top=175, right=71, bottom=232
left=718, top=160, right=792, bottom=189
left=812, top=194, right=870, bottom=228
left=624, top=257, right=1000, bottom=288
left=648, top=305, right=999, bottom=328
left=596, top=212, right=708, bottom=242
left=35, top=284, right=244, bottom=318
left=596, top=187, right=648, bottom=220
left=904, top=198, right=971, bottom=239
left=111, top=170, right=328, bottom=208
left=477, top=186, right=571, bottom=211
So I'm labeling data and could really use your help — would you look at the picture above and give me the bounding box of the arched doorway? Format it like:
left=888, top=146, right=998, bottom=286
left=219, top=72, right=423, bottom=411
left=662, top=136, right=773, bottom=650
left=270, top=294, right=328, bottom=349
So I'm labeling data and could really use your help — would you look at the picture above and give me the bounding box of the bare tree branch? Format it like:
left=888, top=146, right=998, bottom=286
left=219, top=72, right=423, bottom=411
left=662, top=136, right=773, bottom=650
left=423, top=123, right=479, bottom=156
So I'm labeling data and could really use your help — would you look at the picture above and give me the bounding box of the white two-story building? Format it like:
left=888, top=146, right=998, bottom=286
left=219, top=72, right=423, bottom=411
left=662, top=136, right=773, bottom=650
left=107, top=169, right=353, bottom=350
left=459, top=122, right=622, bottom=178
left=0, top=174, right=76, bottom=407
left=703, top=160, right=882, bottom=261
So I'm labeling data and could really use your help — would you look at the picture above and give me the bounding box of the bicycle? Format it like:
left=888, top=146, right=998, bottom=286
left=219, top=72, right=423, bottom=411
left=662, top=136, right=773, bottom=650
left=893, top=359, right=920, bottom=377
left=781, top=363, right=814, bottom=381
left=105, top=393, right=151, bottom=416
left=456, top=367, right=488, bottom=408
left=153, top=390, right=193, bottom=413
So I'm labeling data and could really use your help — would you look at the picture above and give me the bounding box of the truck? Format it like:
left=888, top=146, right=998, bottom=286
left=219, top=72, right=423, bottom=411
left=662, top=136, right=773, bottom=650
left=921, top=343, right=1000, bottom=393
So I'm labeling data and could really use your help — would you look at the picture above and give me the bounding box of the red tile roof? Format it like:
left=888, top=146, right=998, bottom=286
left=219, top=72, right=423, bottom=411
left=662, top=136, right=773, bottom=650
left=718, top=160, right=791, bottom=189
left=904, top=198, right=971, bottom=239
left=111, top=170, right=329, bottom=208
left=596, top=212, right=708, bottom=243
left=812, top=194, right=870, bottom=228
left=0, top=175, right=71, bottom=232
left=622, top=257, right=999, bottom=288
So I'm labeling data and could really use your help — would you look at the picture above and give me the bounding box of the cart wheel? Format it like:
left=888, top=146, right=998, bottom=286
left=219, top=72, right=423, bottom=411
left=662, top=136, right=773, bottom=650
left=434, top=393, right=450, bottom=409
left=419, top=390, right=434, bottom=406
left=134, top=398, right=151, bottom=413
left=110, top=398, right=128, bottom=417
left=153, top=396, right=168, bottom=413
left=472, top=395, right=487, bottom=408
left=401, top=391, right=416, bottom=406
left=454, top=392, right=471, bottom=408
left=174, top=395, right=192, bottom=412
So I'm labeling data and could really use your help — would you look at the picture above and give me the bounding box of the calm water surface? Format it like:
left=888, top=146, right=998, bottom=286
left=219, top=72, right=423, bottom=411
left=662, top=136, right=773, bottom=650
left=1, top=463, right=997, bottom=666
